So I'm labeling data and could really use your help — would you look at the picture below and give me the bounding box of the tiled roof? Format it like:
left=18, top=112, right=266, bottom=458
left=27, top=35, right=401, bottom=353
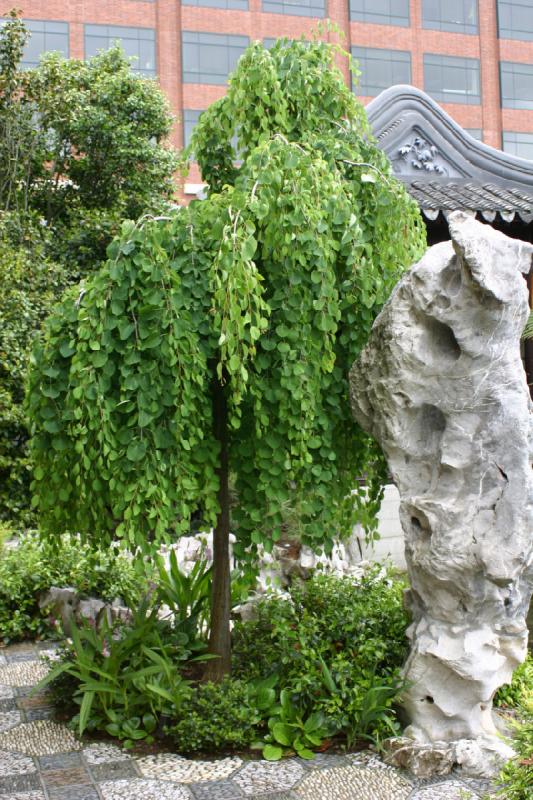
left=406, top=180, right=533, bottom=223
left=367, top=86, right=533, bottom=225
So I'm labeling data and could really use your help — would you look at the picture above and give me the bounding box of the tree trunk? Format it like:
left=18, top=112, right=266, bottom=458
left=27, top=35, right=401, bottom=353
left=204, top=373, right=232, bottom=681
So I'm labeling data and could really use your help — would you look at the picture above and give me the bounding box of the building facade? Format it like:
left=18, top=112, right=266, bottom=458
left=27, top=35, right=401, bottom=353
left=4, top=1, right=533, bottom=191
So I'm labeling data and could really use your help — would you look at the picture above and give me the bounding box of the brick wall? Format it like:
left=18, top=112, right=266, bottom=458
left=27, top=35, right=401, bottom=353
left=6, top=0, right=533, bottom=176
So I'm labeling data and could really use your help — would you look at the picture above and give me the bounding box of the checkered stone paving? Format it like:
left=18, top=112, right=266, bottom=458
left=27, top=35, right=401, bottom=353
left=0, top=747, right=36, bottom=776
left=82, top=742, right=134, bottom=765
left=0, top=683, right=15, bottom=699
left=138, top=753, right=242, bottom=783
left=0, top=661, right=49, bottom=686
left=233, top=760, right=304, bottom=795
left=0, top=641, right=504, bottom=800
left=410, top=780, right=481, bottom=799
left=99, top=779, right=192, bottom=799
left=0, top=709, right=23, bottom=731
left=294, top=765, right=413, bottom=800
left=0, top=719, right=82, bottom=755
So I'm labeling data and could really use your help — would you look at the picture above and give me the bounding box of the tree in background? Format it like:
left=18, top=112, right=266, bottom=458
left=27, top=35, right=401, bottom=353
left=0, top=12, right=178, bottom=522
left=27, top=38, right=426, bottom=679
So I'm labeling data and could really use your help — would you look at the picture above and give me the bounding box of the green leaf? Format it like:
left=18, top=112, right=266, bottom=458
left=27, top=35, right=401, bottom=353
left=126, top=440, right=147, bottom=462
left=241, top=236, right=257, bottom=261
left=272, top=722, right=293, bottom=746
left=59, top=341, right=76, bottom=358
left=78, top=691, right=95, bottom=736
left=257, top=687, right=276, bottom=710
left=263, top=744, right=284, bottom=761
left=296, top=747, right=315, bottom=760
left=119, top=322, right=135, bottom=340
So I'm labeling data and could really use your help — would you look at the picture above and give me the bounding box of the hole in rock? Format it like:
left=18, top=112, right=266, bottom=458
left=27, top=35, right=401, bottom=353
left=504, top=597, right=512, bottom=608
left=440, top=259, right=462, bottom=297
left=408, top=507, right=432, bottom=540
left=425, top=696, right=435, bottom=704
left=421, top=315, right=461, bottom=362
left=418, top=403, right=446, bottom=439
left=497, top=465, right=508, bottom=482
left=480, top=704, right=487, bottom=711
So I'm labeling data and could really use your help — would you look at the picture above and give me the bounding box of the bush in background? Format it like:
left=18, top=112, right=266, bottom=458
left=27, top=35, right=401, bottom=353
left=231, top=568, right=409, bottom=747
left=43, top=567, right=411, bottom=757
left=0, top=218, right=67, bottom=523
left=494, top=652, right=533, bottom=800
left=165, top=679, right=261, bottom=753
left=0, top=13, right=178, bottom=524
left=0, top=530, right=140, bottom=642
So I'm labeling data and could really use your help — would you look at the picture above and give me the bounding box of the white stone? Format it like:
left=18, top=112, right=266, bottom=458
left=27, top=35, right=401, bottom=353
left=350, top=212, right=533, bottom=776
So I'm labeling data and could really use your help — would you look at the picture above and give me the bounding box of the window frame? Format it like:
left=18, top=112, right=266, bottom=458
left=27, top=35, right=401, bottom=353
left=500, top=61, right=533, bottom=110
left=497, top=0, right=533, bottom=42
left=261, top=0, right=326, bottom=18
left=182, top=0, right=249, bottom=9
left=84, top=23, right=157, bottom=76
left=422, top=0, right=478, bottom=35
left=181, top=31, right=250, bottom=85
left=351, top=46, right=411, bottom=97
left=423, top=53, right=481, bottom=106
left=1, top=18, right=70, bottom=68
left=349, top=0, right=409, bottom=27
left=502, top=131, right=533, bottom=160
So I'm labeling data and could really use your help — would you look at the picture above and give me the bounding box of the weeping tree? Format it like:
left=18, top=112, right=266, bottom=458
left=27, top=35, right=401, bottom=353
left=27, top=38, right=426, bottom=680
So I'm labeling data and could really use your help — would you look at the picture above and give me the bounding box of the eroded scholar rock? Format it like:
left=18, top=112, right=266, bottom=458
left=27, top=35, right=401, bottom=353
left=349, top=211, right=533, bottom=776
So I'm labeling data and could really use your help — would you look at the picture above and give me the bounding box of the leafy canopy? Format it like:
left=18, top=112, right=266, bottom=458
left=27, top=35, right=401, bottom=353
left=27, top=38, right=426, bottom=559
left=0, top=12, right=178, bottom=524
left=0, top=10, right=178, bottom=269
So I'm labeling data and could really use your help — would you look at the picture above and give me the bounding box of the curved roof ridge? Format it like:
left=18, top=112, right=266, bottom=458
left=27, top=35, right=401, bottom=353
left=366, top=84, right=533, bottom=190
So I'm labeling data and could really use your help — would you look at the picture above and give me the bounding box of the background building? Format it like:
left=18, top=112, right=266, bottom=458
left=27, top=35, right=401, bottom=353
left=3, top=1, right=533, bottom=191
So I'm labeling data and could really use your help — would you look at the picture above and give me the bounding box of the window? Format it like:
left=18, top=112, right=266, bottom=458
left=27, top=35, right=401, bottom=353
left=351, top=47, right=411, bottom=96
left=182, top=32, right=249, bottom=84
left=465, top=128, right=482, bottom=140
left=424, top=54, right=480, bottom=105
left=502, top=131, right=533, bottom=160
left=501, top=132, right=533, bottom=162
left=262, top=0, right=325, bottom=17
left=183, top=0, right=248, bottom=8
left=349, top=0, right=409, bottom=26
left=84, top=24, right=156, bottom=76
left=500, top=61, right=533, bottom=109
left=263, top=37, right=309, bottom=48
left=0, top=19, right=70, bottom=68
left=183, top=108, right=240, bottom=154
left=498, top=1, right=533, bottom=42
left=183, top=110, right=202, bottom=148
left=422, top=0, right=478, bottom=34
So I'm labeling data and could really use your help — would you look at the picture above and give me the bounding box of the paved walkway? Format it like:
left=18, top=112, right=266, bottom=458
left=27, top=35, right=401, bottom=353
left=0, top=641, right=500, bottom=800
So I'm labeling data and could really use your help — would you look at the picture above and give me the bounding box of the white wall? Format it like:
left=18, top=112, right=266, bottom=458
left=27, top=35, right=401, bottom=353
left=360, top=484, right=406, bottom=570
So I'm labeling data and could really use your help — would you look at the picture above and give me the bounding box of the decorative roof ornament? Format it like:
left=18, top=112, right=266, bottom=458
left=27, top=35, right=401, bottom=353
left=398, top=137, right=447, bottom=175
left=368, top=85, right=533, bottom=222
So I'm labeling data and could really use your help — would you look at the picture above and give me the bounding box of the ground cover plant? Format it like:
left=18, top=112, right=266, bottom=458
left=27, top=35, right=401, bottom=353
left=493, top=653, right=533, bottom=800
left=0, top=531, right=140, bottom=643
left=27, top=35, right=426, bottom=680
left=42, top=568, right=411, bottom=758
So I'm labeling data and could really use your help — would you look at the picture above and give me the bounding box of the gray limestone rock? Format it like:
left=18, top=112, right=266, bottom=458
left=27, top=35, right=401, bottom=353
left=349, top=211, right=533, bottom=775
left=78, top=598, right=106, bottom=626
left=39, top=587, right=79, bottom=636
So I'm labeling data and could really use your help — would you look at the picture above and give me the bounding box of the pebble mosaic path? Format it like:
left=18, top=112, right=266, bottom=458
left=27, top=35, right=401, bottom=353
left=0, top=642, right=501, bottom=800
